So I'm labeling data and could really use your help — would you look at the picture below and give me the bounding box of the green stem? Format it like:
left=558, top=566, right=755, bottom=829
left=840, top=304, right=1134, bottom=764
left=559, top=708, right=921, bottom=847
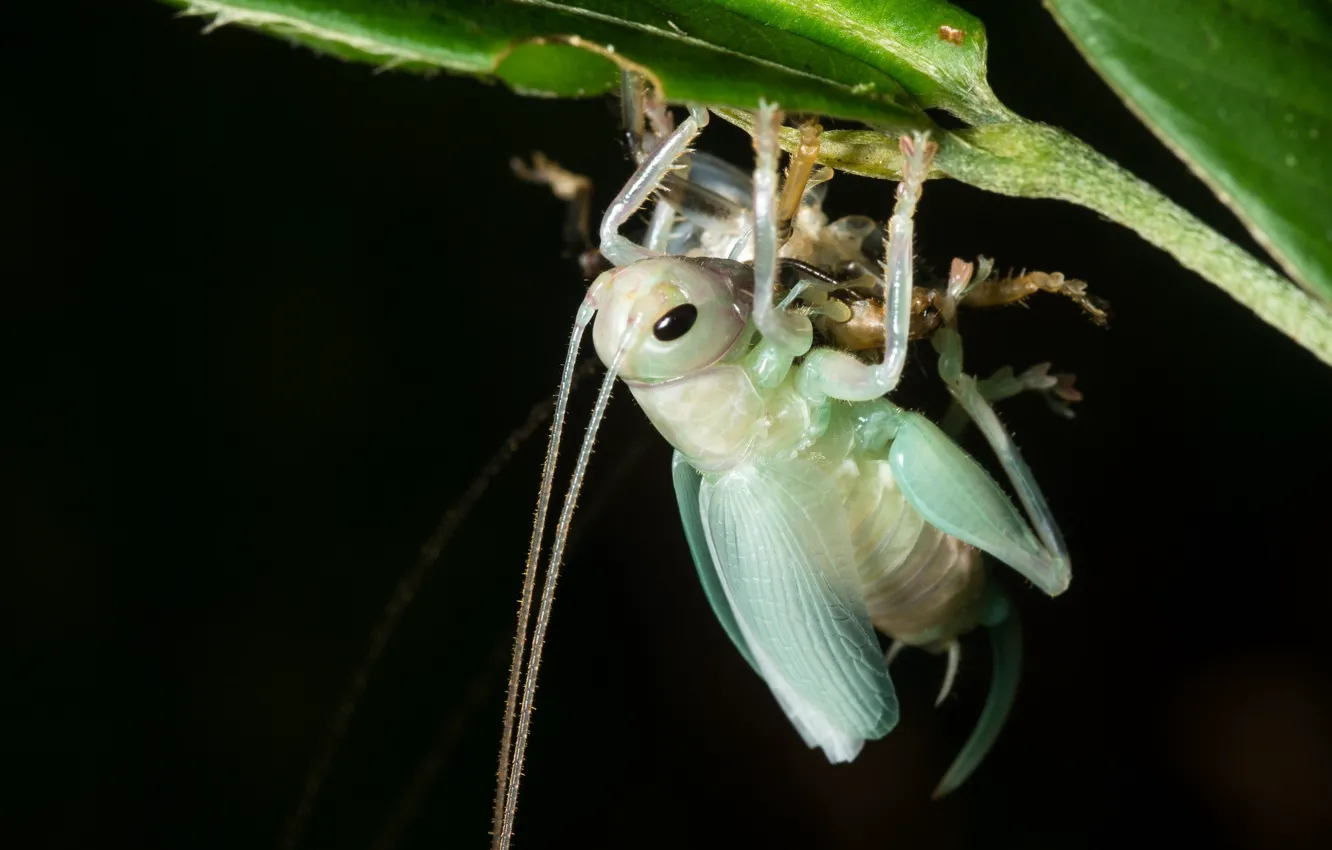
left=940, top=122, right=1332, bottom=367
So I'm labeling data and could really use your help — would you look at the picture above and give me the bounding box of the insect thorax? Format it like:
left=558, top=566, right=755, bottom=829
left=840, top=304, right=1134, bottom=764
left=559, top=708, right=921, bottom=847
left=626, top=358, right=810, bottom=474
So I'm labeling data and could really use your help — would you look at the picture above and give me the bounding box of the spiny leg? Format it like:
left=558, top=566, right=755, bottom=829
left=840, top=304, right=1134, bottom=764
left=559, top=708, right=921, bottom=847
left=960, top=264, right=1110, bottom=325
left=819, top=248, right=1108, bottom=351
left=796, top=133, right=936, bottom=404
left=932, top=261, right=1071, bottom=596
left=750, top=101, right=813, bottom=357
left=616, top=70, right=687, bottom=254
left=599, top=106, right=707, bottom=267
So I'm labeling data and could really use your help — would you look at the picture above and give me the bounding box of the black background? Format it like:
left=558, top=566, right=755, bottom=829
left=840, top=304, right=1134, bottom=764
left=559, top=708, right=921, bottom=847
left=9, top=2, right=1332, bottom=849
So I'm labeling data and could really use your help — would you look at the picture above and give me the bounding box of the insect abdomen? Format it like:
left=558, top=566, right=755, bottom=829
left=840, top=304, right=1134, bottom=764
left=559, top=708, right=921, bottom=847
left=837, top=455, right=988, bottom=648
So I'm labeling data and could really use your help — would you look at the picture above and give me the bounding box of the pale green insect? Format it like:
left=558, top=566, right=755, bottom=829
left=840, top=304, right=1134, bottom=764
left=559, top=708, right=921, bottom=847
left=493, top=102, right=1075, bottom=850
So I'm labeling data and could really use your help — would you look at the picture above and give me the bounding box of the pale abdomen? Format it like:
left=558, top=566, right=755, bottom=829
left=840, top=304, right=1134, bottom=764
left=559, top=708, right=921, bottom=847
left=836, top=455, right=988, bottom=649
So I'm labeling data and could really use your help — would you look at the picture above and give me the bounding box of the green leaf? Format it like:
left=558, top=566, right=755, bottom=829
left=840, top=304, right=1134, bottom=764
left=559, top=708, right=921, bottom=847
left=168, top=0, right=955, bottom=131
left=701, top=1, right=1011, bottom=122
left=1046, top=0, right=1332, bottom=301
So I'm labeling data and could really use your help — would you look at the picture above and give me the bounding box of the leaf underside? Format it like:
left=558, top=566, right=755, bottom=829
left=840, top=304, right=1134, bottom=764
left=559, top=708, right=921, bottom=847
left=167, top=0, right=990, bottom=131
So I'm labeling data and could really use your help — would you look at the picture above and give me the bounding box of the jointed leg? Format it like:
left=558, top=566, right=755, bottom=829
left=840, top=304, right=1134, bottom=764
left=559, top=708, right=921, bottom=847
left=931, top=263, right=1071, bottom=595
left=750, top=102, right=814, bottom=357
left=643, top=192, right=678, bottom=253
left=933, top=257, right=1083, bottom=437
left=599, top=107, right=707, bottom=267
left=619, top=70, right=674, bottom=164
left=618, top=70, right=697, bottom=255
left=940, top=363, right=1083, bottom=438
left=797, top=133, right=936, bottom=404
left=960, top=265, right=1109, bottom=325
left=775, top=120, right=823, bottom=245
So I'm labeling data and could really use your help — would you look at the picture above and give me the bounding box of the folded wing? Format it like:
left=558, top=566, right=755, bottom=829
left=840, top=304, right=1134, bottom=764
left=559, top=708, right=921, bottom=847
left=696, top=458, right=898, bottom=763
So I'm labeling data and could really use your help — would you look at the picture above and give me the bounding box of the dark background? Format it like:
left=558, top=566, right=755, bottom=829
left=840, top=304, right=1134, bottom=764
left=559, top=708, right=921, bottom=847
left=9, top=2, right=1332, bottom=849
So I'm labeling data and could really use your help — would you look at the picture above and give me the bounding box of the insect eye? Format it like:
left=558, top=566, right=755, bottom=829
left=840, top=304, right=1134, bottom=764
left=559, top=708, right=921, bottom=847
left=652, top=303, right=698, bottom=341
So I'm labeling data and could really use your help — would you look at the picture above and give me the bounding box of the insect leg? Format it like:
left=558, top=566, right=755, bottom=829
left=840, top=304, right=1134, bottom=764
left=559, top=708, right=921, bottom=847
left=750, top=101, right=814, bottom=356
left=619, top=70, right=646, bottom=159
left=599, top=106, right=706, bottom=267
left=921, top=259, right=1082, bottom=435
left=796, top=133, right=936, bottom=403
left=939, top=362, right=1083, bottom=438
left=775, top=119, right=822, bottom=245
left=612, top=71, right=686, bottom=254
left=927, top=264, right=1072, bottom=595
left=618, top=70, right=674, bottom=164
left=735, top=103, right=820, bottom=406
left=960, top=264, right=1110, bottom=326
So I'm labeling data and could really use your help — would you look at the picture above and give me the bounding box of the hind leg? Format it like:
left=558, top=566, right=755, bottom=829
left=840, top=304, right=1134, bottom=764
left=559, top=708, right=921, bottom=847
left=929, top=260, right=1071, bottom=595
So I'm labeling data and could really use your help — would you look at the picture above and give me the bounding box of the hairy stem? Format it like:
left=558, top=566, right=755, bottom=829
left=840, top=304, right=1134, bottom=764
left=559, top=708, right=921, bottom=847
left=941, top=122, right=1332, bottom=367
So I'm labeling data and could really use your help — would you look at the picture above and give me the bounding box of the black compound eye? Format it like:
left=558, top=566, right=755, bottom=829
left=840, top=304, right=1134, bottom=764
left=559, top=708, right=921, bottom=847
left=652, top=303, right=698, bottom=342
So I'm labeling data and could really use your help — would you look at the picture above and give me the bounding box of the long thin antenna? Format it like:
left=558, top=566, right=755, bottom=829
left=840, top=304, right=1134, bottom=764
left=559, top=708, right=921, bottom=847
left=496, top=323, right=636, bottom=850
left=490, top=309, right=598, bottom=846
left=372, top=433, right=653, bottom=850
left=277, top=363, right=596, bottom=850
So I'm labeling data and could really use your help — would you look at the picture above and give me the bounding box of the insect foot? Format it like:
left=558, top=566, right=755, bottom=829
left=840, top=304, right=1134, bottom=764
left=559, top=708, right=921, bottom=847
left=965, top=362, right=1081, bottom=416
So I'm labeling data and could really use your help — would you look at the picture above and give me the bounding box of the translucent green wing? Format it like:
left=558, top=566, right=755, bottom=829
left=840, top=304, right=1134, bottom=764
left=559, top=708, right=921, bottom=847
left=671, top=451, right=758, bottom=675
left=696, top=458, right=899, bottom=763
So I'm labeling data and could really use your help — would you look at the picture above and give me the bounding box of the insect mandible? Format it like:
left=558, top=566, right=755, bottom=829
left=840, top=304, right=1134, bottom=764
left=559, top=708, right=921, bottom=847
left=493, top=99, right=1078, bottom=850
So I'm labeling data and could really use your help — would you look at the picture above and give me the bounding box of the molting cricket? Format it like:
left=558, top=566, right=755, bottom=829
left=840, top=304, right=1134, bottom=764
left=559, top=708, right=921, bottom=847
left=280, top=73, right=1108, bottom=850
left=490, top=75, right=1105, bottom=848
